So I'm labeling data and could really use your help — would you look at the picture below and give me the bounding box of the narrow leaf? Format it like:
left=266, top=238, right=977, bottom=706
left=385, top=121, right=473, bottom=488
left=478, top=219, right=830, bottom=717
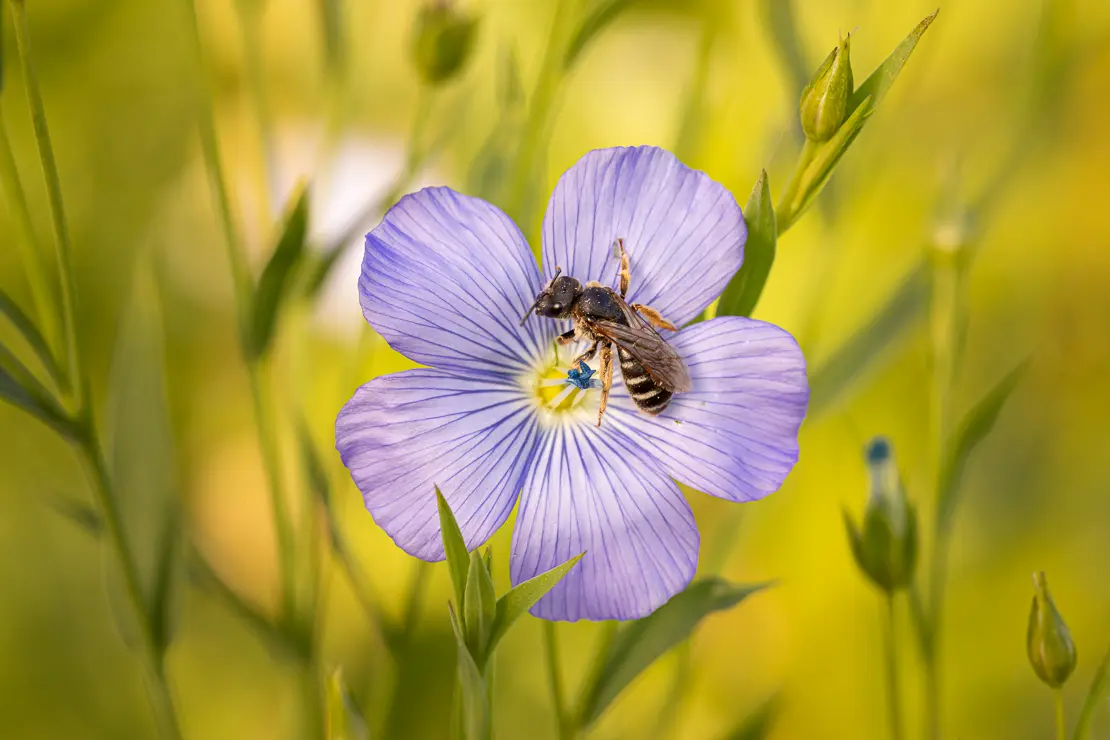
left=106, top=263, right=183, bottom=654
left=809, top=261, right=929, bottom=418
left=936, top=361, right=1028, bottom=531
left=325, top=668, right=370, bottom=740
left=497, top=43, right=523, bottom=110
left=42, top=492, right=102, bottom=535
left=318, top=0, right=346, bottom=78
left=448, top=603, right=491, bottom=740
left=437, top=486, right=471, bottom=613
left=564, top=0, right=639, bottom=70
left=717, top=171, right=777, bottom=317
left=247, top=183, right=310, bottom=359
left=1074, top=643, right=1110, bottom=740
left=849, top=10, right=939, bottom=117
left=0, top=286, right=62, bottom=386
left=0, top=343, right=73, bottom=438
left=488, top=552, right=583, bottom=654
left=464, top=549, right=497, bottom=662
left=577, top=579, right=769, bottom=728
left=785, top=11, right=938, bottom=227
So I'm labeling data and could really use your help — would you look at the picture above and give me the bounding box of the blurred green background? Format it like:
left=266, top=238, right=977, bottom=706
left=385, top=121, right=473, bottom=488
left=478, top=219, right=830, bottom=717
left=2, top=0, right=1109, bottom=738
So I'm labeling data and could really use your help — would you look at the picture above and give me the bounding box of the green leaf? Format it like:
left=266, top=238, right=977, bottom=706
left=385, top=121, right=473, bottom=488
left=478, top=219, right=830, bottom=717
left=1074, top=643, right=1110, bottom=740
left=0, top=342, right=74, bottom=438
left=325, top=668, right=369, bottom=740
left=487, top=552, right=583, bottom=654
left=936, top=361, right=1028, bottom=532
left=105, top=263, right=183, bottom=654
left=42, top=492, right=102, bottom=535
left=464, top=549, right=497, bottom=662
left=809, top=261, right=929, bottom=418
left=717, top=171, right=777, bottom=318
left=577, top=579, right=769, bottom=728
left=848, top=10, right=939, bottom=118
left=437, top=486, right=471, bottom=613
left=564, top=0, right=640, bottom=70
left=784, top=11, right=938, bottom=228
left=0, top=286, right=62, bottom=387
left=448, top=603, right=491, bottom=740
left=246, top=183, right=310, bottom=359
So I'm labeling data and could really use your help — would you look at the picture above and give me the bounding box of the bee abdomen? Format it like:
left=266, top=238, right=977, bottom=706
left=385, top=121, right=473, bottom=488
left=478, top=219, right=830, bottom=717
left=618, top=347, right=673, bottom=415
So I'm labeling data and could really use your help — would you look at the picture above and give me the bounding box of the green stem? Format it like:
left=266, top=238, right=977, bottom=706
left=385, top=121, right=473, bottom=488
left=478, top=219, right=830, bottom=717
left=8, top=0, right=81, bottom=412
left=181, top=0, right=297, bottom=624
left=504, top=0, right=579, bottom=231
left=0, top=105, right=61, bottom=370
left=399, top=558, right=432, bottom=645
left=1054, top=689, right=1067, bottom=740
left=544, top=621, right=571, bottom=740
left=78, top=433, right=184, bottom=740
left=883, top=595, right=903, bottom=740
left=775, top=139, right=818, bottom=234
left=908, top=585, right=939, bottom=740
left=236, top=0, right=275, bottom=234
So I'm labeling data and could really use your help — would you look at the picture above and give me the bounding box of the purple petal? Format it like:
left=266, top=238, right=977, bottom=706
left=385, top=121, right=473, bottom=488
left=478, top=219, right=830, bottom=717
left=361, top=187, right=554, bottom=376
left=541, top=146, right=746, bottom=327
left=609, top=317, right=808, bottom=502
left=510, top=423, right=699, bottom=621
left=336, top=369, right=541, bottom=560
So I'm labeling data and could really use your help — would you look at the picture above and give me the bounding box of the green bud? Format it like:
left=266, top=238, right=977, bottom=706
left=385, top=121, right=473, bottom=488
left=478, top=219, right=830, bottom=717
left=411, top=1, right=479, bottom=86
left=799, top=34, right=854, bottom=142
left=844, top=437, right=918, bottom=593
left=1027, top=572, right=1077, bottom=689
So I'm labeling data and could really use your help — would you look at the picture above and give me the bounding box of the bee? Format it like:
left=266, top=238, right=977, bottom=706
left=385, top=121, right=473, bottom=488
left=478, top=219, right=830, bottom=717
left=521, top=239, right=691, bottom=426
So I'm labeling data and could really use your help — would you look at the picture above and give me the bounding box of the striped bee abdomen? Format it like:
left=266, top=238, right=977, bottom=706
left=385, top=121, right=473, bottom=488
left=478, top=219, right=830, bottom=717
left=618, top=346, right=673, bottom=415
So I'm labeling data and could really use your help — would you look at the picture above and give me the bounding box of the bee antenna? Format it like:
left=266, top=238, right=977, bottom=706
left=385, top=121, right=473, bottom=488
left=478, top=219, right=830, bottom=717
left=521, top=267, right=564, bottom=325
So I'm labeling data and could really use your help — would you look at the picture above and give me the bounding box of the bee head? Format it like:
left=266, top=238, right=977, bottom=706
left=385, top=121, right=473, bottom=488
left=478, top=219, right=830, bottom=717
left=521, top=270, right=580, bottom=324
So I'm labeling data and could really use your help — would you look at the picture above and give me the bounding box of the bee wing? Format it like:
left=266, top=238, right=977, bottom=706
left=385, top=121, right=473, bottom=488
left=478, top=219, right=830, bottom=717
left=590, top=306, right=692, bottom=393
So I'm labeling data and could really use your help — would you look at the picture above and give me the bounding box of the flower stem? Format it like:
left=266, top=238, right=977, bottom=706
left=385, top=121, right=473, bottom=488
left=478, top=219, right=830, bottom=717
left=883, top=594, right=903, bottom=740
left=544, top=621, right=571, bottom=740
left=0, top=104, right=61, bottom=371
left=7, top=0, right=82, bottom=412
left=78, top=432, right=184, bottom=740
left=181, top=0, right=298, bottom=625
left=775, top=138, right=818, bottom=234
left=1054, top=689, right=1067, bottom=740
left=235, top=0, right=276, bottom=234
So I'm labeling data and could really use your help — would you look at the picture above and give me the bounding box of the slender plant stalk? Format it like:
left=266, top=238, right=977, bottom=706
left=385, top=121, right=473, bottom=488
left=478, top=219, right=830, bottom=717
left=544, top=621, right=571, bottom=740
left=1053, top=689, right=1066, bottom=740
left=775, top=139, right=818, bottom=233
left=235, top=0, right=276, bottom=235
left=504, top=0, right=579, bottom=231
left=0, top=105, right=61, bottom=366
left=7, top=0, right=81, bottom=412
left=399, top=559, right=432, bottom=645
left=883, top=595, right=903, bottom=740
left=180, top=0, right=298, bottom=625
left=78, top=433, right=185, bottom=739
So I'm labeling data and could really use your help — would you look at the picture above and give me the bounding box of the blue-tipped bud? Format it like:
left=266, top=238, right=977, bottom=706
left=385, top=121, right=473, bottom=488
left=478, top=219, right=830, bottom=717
left=1027, top=572, right=1077, bottom=689
left=411, top=0, right=479, bottom=86
left=844, top=437, right=918, bottom=593
left=799, top=34, right=854, bottom=142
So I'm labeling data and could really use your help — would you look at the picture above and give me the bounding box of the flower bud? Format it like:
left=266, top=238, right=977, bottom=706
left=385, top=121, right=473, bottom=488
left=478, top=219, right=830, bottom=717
left=1027, top=572, right=1077, bottom=688
left=844, top=437, right=918, bottom=593
left=799, top=34, right=854, bottom=142
left=411, top=0, right=478, bottom=86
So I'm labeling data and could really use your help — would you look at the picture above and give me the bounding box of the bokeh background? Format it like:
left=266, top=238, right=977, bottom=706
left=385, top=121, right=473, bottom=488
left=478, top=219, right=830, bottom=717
left=2, top=0, right=1109, bottom=738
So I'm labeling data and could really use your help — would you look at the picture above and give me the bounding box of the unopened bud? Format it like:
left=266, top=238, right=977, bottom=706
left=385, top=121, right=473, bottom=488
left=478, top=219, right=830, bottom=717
left=844, top=437, right=918, bottom=593
left=1027, top=572, right=1077, bottom=688
left=411, top=1, right=479, bottom=86
left=799, top=34, right=854, bottom=142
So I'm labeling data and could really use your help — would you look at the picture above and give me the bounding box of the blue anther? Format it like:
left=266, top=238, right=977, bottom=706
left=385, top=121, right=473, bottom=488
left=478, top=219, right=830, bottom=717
left=565, top=360, right=596, bottom=390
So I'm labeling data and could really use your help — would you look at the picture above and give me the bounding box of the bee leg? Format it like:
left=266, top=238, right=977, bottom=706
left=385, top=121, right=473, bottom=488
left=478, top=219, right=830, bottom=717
left=616, top=238, right=631, bottom=298
left=556, top=329, right=577, bottom=345
left=597, top=341, right=613, bottom=427
left=572, top=340, right=599, bottom=366
left=631, top=303, right=678, bottom=332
